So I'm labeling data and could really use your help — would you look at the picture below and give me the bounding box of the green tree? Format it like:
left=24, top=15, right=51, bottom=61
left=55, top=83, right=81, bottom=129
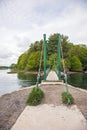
left=17, top=33, right=87, bottom=71
left=47, top=33, right=58, bottom=56
left=47, top=33, right=73, bottom=59
left=29, top=40, right=43, bottom=53
left=25, top=51, right=43, bottom=71
left=61, top=58, right=71, bottom=71
left=69, top=56, right=82, bottom=71
left=47, top=53, right=57, bottom=70
left=10, top=63, right=17, bottom=69
left=61, top=35, right=73, bottom=58
left=69, top=45, right=87, bottom=68
left=17, top=52, right=28, bottom=70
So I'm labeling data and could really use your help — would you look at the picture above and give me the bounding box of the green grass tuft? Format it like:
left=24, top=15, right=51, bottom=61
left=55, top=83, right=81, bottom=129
left=26, top=87, right=44, bottom=106
left=62, top=92, right=74, bottom=105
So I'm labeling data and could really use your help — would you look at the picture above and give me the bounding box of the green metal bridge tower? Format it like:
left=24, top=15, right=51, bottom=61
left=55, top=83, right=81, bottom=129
left=43, top=34, right=61, bottom=80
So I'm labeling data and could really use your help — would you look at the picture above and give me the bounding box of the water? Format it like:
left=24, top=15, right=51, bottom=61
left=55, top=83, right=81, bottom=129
left=0, top=69, right=37, bottom=96
left=0, top=69, right=87, bottom=96
left=67, top=73, right=87, bottom=90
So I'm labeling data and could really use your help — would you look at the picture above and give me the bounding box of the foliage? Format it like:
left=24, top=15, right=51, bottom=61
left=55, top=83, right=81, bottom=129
left=69, top=56, right=82, bottom=71
left=17, top=33, right=87, bottom=71
left=47, top=53, right=57, bottom=70
left=10, top=63, right=17, bottom=69
left=47, top=33, right=58, bottom=56
left=17, top=52, right=28, bottom=70
left=62, top=92, right=74, bottom=104
left=64, top=58, right=71, bottom=70
left=61, top=36, right=74, bottom=58
left=25, top=51, right=43, bottom=71
left=29, top=40, right=43, bottom=53
left=69, top=45, right=87, bottom=67
left=17, top=40, right=43, bottom=71
left=0, top=66, right=9, bottom=69
left=26, top=87, right=44, bottom=106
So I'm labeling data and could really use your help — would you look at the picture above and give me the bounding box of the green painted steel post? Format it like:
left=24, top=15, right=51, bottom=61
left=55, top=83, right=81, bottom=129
left=43, top=34, right=46, bottom=80
left=64, top=74, right=69, bottom=94
left=64, top=74, right=71, bottom=104
left=58, top=34, right=61, bottom=80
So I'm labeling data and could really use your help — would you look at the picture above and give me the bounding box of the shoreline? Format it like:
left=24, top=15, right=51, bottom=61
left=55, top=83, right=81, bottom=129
left=0, top=82, right=87, bottom=98
left=0, top=85, right=36, bottom=98
left=0, top=84, right=87, bottom=130
left=7, top=70, right=87, bottom=75
left=7, top=70, right=44, bottom=75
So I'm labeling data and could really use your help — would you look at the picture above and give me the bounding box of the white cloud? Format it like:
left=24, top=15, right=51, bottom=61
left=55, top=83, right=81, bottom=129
left=0, top=0, right=87, bottom=66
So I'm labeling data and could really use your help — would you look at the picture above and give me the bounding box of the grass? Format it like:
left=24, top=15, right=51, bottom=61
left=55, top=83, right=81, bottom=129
left=26, top=87, right=44, bottom=106
left=62, top=92, right=74, bottom=105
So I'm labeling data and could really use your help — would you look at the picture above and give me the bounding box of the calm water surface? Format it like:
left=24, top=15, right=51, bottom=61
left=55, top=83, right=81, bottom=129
left=0, top=69, right=87, bottom=96
left=67, top=73, right=87, bottom=90
left=0, top=69, right=37, bottom=96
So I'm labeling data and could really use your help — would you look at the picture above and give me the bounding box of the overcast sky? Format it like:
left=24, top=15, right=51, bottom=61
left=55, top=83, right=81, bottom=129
left=0, top=0, right=87, bottom=66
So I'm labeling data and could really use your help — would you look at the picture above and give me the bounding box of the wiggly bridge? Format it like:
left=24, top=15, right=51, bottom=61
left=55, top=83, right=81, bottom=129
left=10, top=34, right=87, bottom=130
left=46, top=71, right=59, bottom=81
left=43, top=34, right=61, bottom=81
left=37, top=34, right=70, bottom=103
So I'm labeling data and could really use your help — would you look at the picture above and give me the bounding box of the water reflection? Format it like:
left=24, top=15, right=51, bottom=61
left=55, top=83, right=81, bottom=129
left=0, top=69, right=87, bottom=96
left=17, top=73, right=37, bottom=87
left=67, top=73, right=87, bottom=89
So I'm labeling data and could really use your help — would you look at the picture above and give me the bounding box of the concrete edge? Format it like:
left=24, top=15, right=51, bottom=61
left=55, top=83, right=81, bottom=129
left=1, top=82, right=87, bottom=98
left=0, top=84, right=39, bottom=98
left=67, top=84, right=87, bottom=93
left=41, top=82, right=64, bottom=85
left=11, top=104, right=87, bottom=130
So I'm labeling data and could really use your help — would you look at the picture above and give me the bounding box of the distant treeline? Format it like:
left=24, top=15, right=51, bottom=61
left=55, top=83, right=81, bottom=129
left=12, top=33, right=87, bottom=72
left=0, top=66, right=10, bottom=69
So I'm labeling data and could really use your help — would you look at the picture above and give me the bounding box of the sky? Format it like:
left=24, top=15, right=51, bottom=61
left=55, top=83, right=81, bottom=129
left=0, top=0, right=87, bottom=66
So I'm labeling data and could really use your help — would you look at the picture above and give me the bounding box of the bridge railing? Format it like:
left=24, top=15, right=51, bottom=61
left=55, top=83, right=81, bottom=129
left=46, top=67, right=51, bottom=78
left=54, top=68, right=59, bottom=78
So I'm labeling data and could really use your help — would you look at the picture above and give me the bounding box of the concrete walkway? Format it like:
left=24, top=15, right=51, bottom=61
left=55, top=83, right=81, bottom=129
left=11, top=104, right=87, bottom=130
left=46, top=71, right=59, bottom=81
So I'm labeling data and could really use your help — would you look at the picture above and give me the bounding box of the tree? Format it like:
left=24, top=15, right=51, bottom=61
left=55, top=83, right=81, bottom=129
left=25, top=51, right=43, bottom=71
left=69, top=45, right=87, bottom=68
left=62, top=58, right=71, bottom=71
left=61, top=35, right=74, bottom=58
left=47, top=53, right=57, bottom=70
left=29, top=40, right=43, bottom=53
left=17, top=33, right=87, bottom=71
left=69, top=56, right=82, bottom=71
left=17, top=52, right=28, bottom=70
left=47, top=33, right=58, bottom=56
left=10, top=63, right=17, bottom=69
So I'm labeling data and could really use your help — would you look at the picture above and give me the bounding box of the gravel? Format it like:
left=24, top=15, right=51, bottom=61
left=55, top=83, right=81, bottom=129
left=0, top=84, right=87, bottom=130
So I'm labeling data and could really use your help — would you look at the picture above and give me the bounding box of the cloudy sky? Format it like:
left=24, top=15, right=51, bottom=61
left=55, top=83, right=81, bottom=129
left=0, top=0, right=87, bottom=66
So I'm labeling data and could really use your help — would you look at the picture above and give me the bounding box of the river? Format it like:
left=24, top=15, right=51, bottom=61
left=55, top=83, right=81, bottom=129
left=0, top=69, right=87, bottom=96
left=0, top=69, right=37, bottom=96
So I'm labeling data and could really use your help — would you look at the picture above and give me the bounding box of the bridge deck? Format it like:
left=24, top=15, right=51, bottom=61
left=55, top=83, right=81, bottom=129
left=11, top=84, right=87, bottom=130
left=46, top=71, right=59, bottom=81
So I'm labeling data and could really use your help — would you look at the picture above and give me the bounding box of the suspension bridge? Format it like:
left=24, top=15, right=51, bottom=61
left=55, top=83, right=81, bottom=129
left=43, top=34, right=61, bottom=81
left=36, top=34, right=69, bottom=99
left=10, top=34, right=87, bottom=130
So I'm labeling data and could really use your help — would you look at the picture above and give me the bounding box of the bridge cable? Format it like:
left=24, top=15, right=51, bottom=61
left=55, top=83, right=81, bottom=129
left=61, top=43, right=71, bottom=104
left=36, top=42, right=43, bottom=89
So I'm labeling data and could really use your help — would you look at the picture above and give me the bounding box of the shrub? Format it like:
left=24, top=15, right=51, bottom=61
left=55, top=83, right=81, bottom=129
left=62, top=92, right=74, bottom=105
left=26, top=87, right=44, bottom=106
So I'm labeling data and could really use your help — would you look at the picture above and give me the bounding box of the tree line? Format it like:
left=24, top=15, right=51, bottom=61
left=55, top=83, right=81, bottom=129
left=16, top=33, right=87, bottom=72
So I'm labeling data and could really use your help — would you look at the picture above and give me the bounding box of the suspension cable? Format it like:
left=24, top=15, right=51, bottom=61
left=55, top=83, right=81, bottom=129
left=38, top=43, right=43, bottom=74
left=61, top=43, right=71, bottom=104
left=61, top=44, right=65, bottom=73
left=36, top=42, right=43, bottom=89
